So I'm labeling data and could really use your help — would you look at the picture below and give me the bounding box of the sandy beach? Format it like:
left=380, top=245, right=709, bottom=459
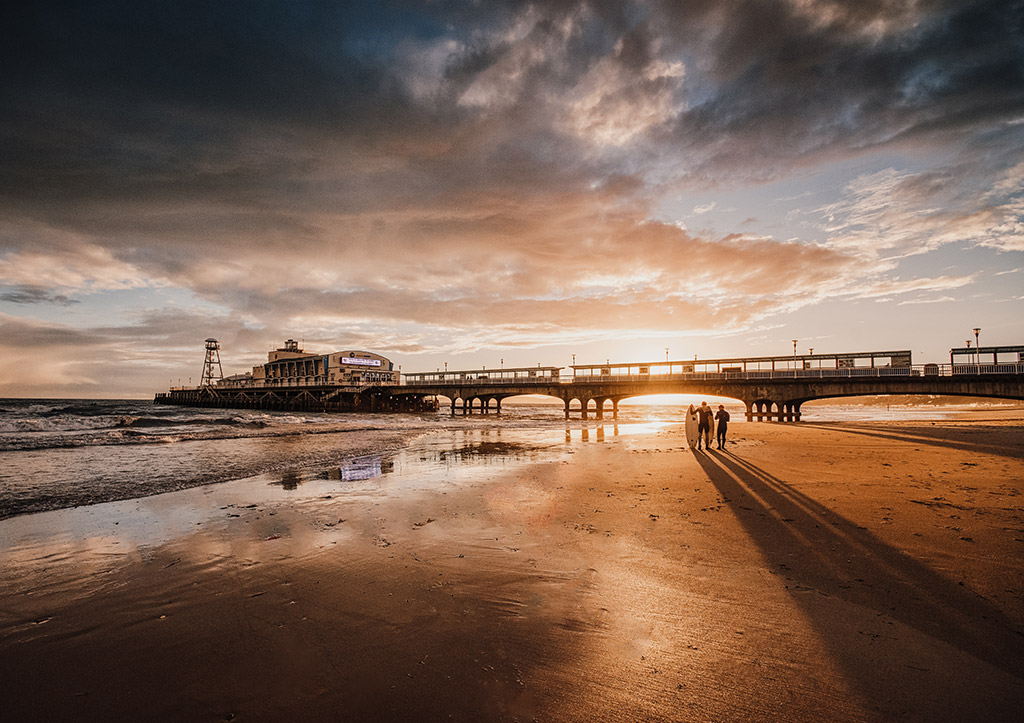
left=1, top=417, right=1022, bottom=722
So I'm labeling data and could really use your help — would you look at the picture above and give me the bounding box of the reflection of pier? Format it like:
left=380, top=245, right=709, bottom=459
left=398, top=347, right=1024, bottom=422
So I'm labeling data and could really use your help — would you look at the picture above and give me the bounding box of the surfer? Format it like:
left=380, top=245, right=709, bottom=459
left=715, top=404, right=730, bottom=449
left=696, top=401, right=714, bottom=450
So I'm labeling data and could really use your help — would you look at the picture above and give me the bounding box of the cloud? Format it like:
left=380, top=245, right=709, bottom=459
left=658, top=0, right=1024, bottom=181
left=838, top=274, right=978, bottom=300
left=818, top=134, right=1024, bottom=257
left=0, top=1, right=1019, bottom=394
left=897, top=296, right=956, bottom=305
left=0, top=286, right=78, bottom=306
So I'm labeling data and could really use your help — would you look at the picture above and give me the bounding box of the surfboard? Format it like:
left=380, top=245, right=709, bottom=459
left=685, top=405, right=699, bottom=449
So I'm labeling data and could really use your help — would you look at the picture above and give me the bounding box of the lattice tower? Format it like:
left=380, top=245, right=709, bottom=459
left=200, top=338, right=224, bottom=387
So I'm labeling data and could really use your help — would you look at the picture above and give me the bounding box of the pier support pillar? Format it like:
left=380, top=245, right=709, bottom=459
left=595, top=398, right=604, bottom=420
left=612, top=399, right=619, bottom=420
left=745, top=401, right=754, bottom=422
left=564, top=399, right=571, bottom=420
left=496, top=398, right=502, bottom=414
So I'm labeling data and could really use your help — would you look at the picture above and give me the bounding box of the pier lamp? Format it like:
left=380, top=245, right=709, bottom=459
left=501, top=358, right=504, bottom=369
left=973, top=328, right=981, bottom=365
left=665, top=347, right=669, bottom=361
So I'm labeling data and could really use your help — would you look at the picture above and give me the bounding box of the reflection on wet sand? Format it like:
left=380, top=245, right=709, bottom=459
left=0, top=419, right=1020, bottom=721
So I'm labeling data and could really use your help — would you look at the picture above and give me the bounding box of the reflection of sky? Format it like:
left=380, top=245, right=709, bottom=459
left=0, top=428, right=570, bottom=564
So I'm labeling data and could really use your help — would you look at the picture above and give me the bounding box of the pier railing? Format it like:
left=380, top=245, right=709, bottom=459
left=399, top=363, right=1024, bottom=386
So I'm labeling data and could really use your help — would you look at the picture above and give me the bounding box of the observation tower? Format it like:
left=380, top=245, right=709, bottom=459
left=200, top=338, right=224, bottom=387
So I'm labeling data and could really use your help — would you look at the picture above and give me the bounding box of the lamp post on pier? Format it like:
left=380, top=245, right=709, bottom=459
left=973, top=328, right=981, bottom=368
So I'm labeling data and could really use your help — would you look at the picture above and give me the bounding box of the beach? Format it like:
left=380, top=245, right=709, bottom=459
left=1, top=416, right=1022, bottom=722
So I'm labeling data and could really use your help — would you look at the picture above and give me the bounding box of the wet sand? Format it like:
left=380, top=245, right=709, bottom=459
left=1, top=419, right=1022, bottom=722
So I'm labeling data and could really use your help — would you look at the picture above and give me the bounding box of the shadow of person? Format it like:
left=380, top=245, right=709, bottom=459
left=798, top=421, right=1022, bottom=459
left=693, top=448, right=1023, bottom=694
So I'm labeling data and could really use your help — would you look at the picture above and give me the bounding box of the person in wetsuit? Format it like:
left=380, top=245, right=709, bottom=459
left=696, top=401, right=713, bottom=450
left=715, top=405, right=730, bottom=449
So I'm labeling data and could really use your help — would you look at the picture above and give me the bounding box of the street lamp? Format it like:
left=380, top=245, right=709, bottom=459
left=973, top=327, right=981, bottom=367
left=792, top=340, right=798, bottom=376
left=665, top=347, right=669, bottom=362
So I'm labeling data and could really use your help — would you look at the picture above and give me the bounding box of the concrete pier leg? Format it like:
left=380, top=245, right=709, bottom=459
left=794, top=402, right=802, bottom=421
left=564, top=399, right=571, bottom=420
left=745, top=402, right=753, bottom=422
left=596, top=399, right=604, bottom=420
left=581, top=400, right=589, bottom=420
left=451, top=399, right=456, bottom=416
left=612, top=399, right=619, bottom=419
left=496, top=398, right=502, bottom=414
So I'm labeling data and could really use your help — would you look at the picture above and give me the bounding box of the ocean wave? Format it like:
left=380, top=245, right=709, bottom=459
left=0, top=422, right=413, bottom=452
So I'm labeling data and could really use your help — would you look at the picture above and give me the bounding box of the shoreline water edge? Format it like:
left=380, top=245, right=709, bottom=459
left=0, top=399, right=1022, bottom=721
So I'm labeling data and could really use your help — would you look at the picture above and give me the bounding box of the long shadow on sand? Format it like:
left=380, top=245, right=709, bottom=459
left=798, top=422, right=1023, bottom=459
left=692, top=448, right=1023, bottom=683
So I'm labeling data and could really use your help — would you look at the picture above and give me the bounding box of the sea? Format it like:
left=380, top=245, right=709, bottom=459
left=0, top=397, right=1004, bottom=520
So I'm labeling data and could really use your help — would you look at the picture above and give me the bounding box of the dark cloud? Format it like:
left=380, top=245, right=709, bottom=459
left=0, top=286, right=78, bottom=306
left=660, top=0, right=1024, bottom=178
left=4, top=0, right=1019, bottom=221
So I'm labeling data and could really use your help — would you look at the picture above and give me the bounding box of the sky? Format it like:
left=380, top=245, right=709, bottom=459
left=1, top=0, right=1023, bottom=398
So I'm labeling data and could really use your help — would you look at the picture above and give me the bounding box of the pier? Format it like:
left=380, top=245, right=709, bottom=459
left=157, top=345, right=1024, bottom=420
left=398, top=347, right=1024, bottom=421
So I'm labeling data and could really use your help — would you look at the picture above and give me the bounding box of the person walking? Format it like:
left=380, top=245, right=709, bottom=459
left=696, top=401, right=714, bottom=450
left=715, top=404, right=730, bottom=449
